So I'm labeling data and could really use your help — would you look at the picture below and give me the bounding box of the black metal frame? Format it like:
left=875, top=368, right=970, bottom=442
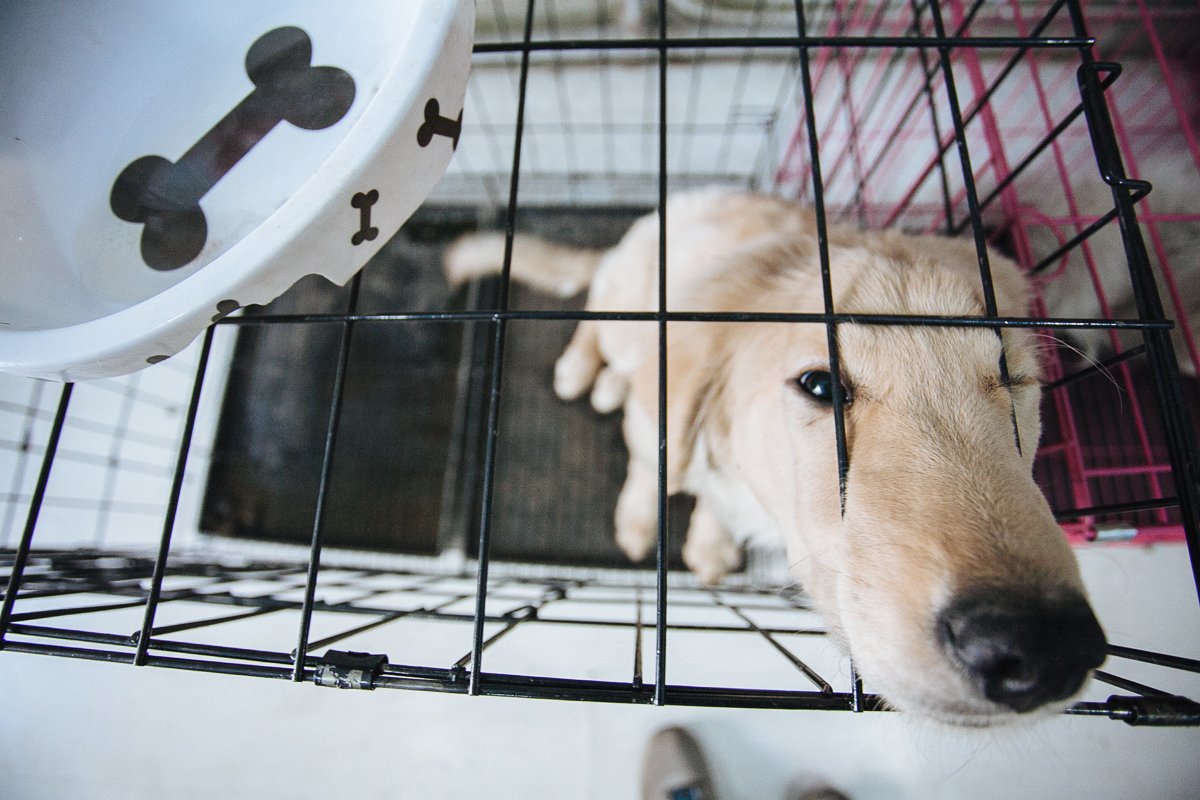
left=2, top=0, right=1199, bottom=725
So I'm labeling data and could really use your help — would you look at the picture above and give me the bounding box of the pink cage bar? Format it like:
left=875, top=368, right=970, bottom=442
left=772, top=0, right=1199, bottom=545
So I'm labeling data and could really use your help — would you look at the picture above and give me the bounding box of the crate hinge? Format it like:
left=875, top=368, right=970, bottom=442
left=313, top=650, right=388, bottom=690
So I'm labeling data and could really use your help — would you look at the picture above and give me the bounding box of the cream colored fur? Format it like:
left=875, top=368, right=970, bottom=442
left=444, top=188, right=1096, bottom=725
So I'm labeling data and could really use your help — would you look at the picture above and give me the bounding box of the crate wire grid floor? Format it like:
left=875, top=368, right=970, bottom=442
left=2, top=0, right=1200, bottom=724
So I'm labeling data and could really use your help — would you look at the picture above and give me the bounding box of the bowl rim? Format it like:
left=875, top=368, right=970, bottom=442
left=0, top=0, right=473, bottom=381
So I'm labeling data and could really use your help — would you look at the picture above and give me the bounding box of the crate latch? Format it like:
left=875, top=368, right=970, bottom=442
left=314, top=650, right=389, bottom=690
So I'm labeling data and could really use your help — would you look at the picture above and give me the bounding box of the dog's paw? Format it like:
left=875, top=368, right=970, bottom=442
left=615, top=461, right=658, bottom=564
left=683, top=530, right=743, bottom=586
left=616, top=519, right=656, bottom=563
left=554, top=349, right=597, bottom=401
left=589, top=367, right=628, bottom=414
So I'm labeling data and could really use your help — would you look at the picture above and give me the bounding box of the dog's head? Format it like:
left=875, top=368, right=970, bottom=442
left=680, top=231, right=1106, bottom=725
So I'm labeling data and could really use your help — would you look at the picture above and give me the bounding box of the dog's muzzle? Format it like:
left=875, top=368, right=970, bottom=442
left=937, top=587, right=1107, bottom=713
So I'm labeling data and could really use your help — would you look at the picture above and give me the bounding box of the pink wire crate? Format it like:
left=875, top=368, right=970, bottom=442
left=772, top=0, right=1200, bottom=545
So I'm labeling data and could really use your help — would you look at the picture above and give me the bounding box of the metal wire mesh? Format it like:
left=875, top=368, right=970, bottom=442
left=2, top=0, right=1199, bottom=724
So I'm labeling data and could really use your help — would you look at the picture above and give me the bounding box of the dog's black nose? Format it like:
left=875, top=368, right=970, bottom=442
left=938, top=589, right=1107, bottom=713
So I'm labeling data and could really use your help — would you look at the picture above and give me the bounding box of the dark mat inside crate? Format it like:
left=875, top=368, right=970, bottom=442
left=199, top=227, right=467, bottom=555
left=201, top=206, right=689, bottom=569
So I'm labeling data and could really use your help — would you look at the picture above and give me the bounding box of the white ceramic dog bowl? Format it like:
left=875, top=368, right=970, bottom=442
left=0, top=0, right=473, bottom=381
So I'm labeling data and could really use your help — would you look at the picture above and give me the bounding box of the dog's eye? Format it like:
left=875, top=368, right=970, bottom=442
left=793, top=369, right=851, bottom=406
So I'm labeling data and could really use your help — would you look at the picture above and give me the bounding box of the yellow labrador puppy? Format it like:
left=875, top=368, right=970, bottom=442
left=445, top=188, right=1106, bottom=725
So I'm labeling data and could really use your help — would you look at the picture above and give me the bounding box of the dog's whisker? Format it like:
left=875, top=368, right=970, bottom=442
left=1033, top=332, right=1125, bottom=404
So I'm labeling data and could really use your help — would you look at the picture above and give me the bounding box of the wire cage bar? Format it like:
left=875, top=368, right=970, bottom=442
left=2, top=0, right=1199, bottom=725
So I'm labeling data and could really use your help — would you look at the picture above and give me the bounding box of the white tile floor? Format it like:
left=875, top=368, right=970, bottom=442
left=1, top=544, right=1197, bottom=800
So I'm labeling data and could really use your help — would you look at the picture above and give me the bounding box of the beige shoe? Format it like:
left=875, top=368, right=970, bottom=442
left=640, top=726, right=719, bottom=800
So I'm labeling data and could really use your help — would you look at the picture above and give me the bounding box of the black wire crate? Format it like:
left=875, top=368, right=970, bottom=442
left=2, top=0, right=1199, bottom=726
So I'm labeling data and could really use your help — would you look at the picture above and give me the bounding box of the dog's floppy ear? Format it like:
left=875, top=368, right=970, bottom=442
left=630, top=322, right=729, bottom=495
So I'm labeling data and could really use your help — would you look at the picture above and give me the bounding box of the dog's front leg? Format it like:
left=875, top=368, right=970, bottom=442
left=554, top=321, right=604, bottom=402
left=682, top=497, right=742, bottom=585
left=614, top=455, right=658, bottom=563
